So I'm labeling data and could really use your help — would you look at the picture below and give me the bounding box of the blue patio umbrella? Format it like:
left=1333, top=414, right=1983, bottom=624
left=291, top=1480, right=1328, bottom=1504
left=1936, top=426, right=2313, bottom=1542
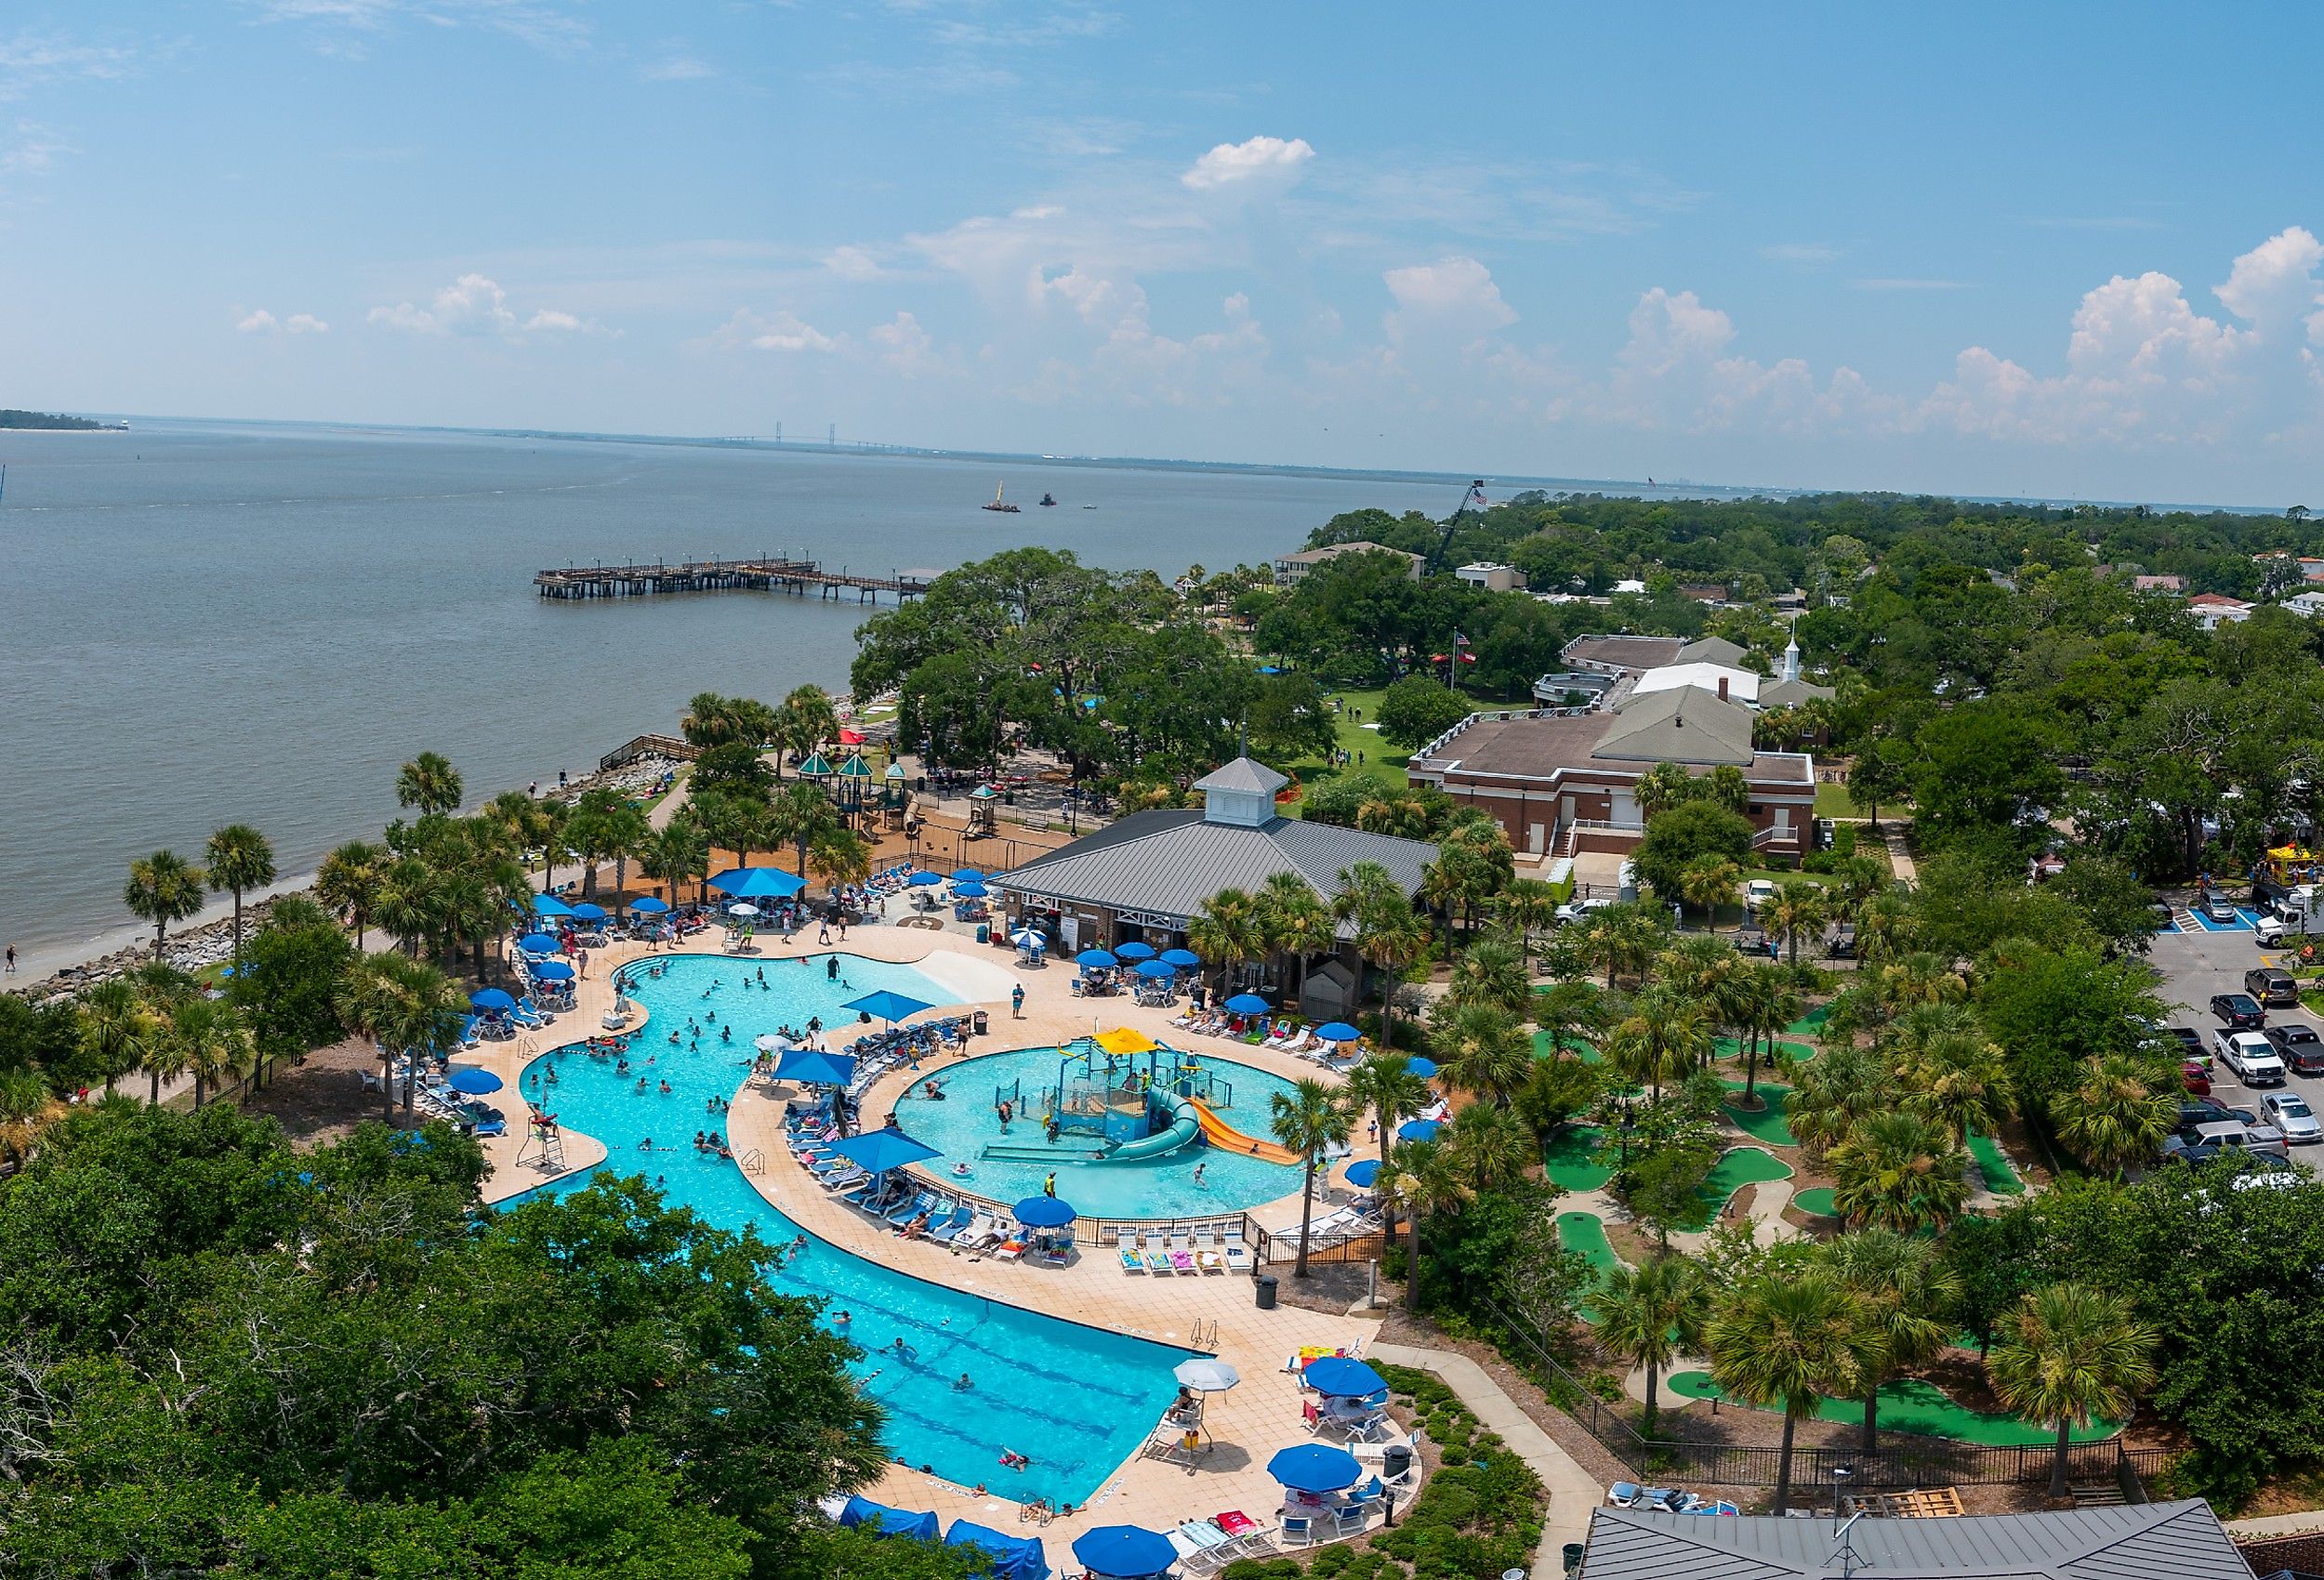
left=1010, top=927, right=1047, bottom=949
left=570, top=902, right=608, bottom=923
left=1113, top=941, right=1156, bottom=961
left=1268, top=1443, right=1363, bottom=1494
left=1398, top=1119, right=1442, bottom=1143
left=516, top=932, right=562, bottom=954
left=828, top=1127, right=942, bottom=1175
left=1013, top=1195, right=1077, bottom=1229
left=1344, top=1158, right=1381, bottom=1188
left=773, top=1048, right=860, bottom=1088
left=951, top=867, right=986, bottom=883
left=1159, top=948, right=1202, bottom=969
left=446, top=1066, right=504, bottom=1096
left=530, top=959, right=574, bottom=981
left=1072, top=1526, right=1176, bottom=1579
left=952, top=880, right=989, bottom=898
left=469, top=987, right=515, bottom=1012
left=1257, top=664, right=1283, bottom=674
left=907, top=871, right=944, bottom=888
left=1224, top=993, right=1271, bottom=1014
left=838, top=1495, right=940, bottom=1541
left=1302, top=1356, right=1387, bottom=1398
left=628, top=896, right=670, bottom=915
left=1133, top=959, right=1176, bottom=980
left=1404, top=1056, right=1439, bottom=1079
left=532, top=892, right=575, bottom=917
left=1314, top=1021, right=1363, bottom=1044
left=709, top=866, right=807, bottom=900
left=843, top=988, right=935, bottom=1026
left=1076, top=948, right=1118, bottom=968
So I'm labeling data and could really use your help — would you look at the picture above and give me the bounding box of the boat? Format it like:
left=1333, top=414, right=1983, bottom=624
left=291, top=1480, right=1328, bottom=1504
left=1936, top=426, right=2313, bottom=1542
left=983, top=482, right=1020, bottom=514
left=1082, top=504, right=1097, bottom=509
left=1039, top=493, right=1057, bottom=507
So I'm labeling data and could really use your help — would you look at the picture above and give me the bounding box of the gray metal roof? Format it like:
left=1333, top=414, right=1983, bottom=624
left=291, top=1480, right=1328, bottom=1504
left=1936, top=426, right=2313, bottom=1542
left=993, top=810, right=1436, bottom=928
left=1194, top=757, right=1290, bottom=797
left=1677, top=635, right=1751, bottom=668
left=1579, top=1500, right=2247, bottom=1580
left=1761, top=677, right=1837, bottom=709
left=1594, top=687, right=1757, bottom=766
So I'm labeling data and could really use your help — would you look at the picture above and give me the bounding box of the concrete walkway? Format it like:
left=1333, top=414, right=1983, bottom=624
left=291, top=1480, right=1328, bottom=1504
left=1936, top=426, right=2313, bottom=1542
left=2225, top=1509, right=2324, bottom=1537
left=1369, top=1342, right=1599, bottom=1577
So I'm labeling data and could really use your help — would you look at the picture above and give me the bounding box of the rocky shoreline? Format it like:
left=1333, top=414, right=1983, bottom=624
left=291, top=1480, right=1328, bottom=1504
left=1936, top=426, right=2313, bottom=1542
left=8, top=749, right=690, bottom=1008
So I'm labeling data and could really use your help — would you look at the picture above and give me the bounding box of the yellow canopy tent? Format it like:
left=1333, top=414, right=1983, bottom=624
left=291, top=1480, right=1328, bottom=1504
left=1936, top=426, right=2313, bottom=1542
left=1092, top=1027, right=1159, bottom=1056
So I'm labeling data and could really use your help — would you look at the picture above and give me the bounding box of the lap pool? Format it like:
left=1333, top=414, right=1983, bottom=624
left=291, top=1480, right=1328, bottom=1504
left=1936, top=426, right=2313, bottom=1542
left=506, top=950, right=1191, bottom=1507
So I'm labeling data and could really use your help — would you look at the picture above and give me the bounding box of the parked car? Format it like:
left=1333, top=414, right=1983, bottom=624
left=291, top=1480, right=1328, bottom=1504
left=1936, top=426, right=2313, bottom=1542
left=1555, top=897, right=1614, bottom=926
left=2262, top=1021, right=2324, bottom=1074
left=2247, top=1122, right=2293, bottom=1158
left=2179, top=1098, right=2236, bottom=1130
left=1742, top=879, right=1778, bottom=915
left=2232, top=1154, right=2304, bottom=1190
left=2212, top=992, right=2267, bottom=1029
left=2264, top=1092, right=2323, bottom=1144
left=2206, top=893, right=2241, bottom=923
left=2246, top=966, right=2300, bottom=1007
left=2161, top=1136, right=2226, bottom=1165
left=2182, top=1060, right=2212, bottom=1095
left=2216, top=1029, right=2288, bottom=1086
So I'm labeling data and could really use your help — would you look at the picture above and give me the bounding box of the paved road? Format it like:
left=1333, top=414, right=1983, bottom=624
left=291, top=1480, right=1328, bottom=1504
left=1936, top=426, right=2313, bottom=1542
left=2146, top=909, right=2324, bottom=1175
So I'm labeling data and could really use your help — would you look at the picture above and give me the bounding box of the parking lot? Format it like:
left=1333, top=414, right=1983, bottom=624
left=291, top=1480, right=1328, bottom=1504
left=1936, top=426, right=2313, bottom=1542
left=2149, top=905, right=2324, bottom=1173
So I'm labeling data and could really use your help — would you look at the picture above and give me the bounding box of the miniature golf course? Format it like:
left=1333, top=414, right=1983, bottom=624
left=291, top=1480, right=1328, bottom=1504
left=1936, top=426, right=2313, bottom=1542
left=1719, top=1082, right=1796, bottom=1147
left=1545, top=1126, right=1611, bottom=1191
left=1665, top=1371, right=2119, bottom=1446
left=1557, top=1210, right=1620, bottom=1320
left=1968, top=1131, right=2024, bottom=1194
left=1681, top=1147, right=1794, bottom=1230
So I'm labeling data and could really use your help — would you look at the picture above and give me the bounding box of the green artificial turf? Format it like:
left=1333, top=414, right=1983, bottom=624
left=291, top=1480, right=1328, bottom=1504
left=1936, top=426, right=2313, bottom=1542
left=1714, top=1034, right=1816, bottom=1068
left=1719, top=1082, right=1797, bottom=1148
left=1681, top=1147, right=1795, bottom=1230
left=1557, top=1211, right=1620, bottom=1321
left=1791, top=1187, right=1839, bottom=1218
left=1967, top=1131, right=2025, bottom=1194
left=1545, top=1126, right=1612, bottom=1192
left=1534, top=1028, right=1604, bottom=1064
left=1665, top=1372, right=2119, bottom=1446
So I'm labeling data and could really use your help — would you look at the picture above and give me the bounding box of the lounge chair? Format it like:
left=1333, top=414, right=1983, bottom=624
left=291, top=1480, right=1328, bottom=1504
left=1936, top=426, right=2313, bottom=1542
left=1141, top=1233, right=1174, bottom=1276
left=1330, top=1505, right=1369, bottom=1539
left=1221, top=1225, right=1253, bottom=1272
left=1117, top=1230, right=1146, bottom=1273
left=1174, top=1521, right=1235, bottom=1569
left=1211, top=1511, right=1274, bottom=1559
left=1165, top=1529, right=1224, bottom=1574
left=1168, top=1236, right=1196, bottom=1274
left=1192, top=1227, right=1226, bottom=1273
left=992, top=1231, right=1026, bottom=1263
left=954, top=1214, right=1001, bottom=1254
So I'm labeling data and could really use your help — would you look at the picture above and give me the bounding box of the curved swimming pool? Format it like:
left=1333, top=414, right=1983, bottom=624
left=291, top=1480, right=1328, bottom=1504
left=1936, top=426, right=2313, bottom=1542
left=892, top=1044, right=1303, bottom=1219
left=508, top=950, right=1191, bottom=1507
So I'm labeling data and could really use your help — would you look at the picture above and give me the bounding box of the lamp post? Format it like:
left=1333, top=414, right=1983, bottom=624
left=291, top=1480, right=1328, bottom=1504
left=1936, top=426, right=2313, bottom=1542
left=1832, top=1463, right=1855, bottom=1526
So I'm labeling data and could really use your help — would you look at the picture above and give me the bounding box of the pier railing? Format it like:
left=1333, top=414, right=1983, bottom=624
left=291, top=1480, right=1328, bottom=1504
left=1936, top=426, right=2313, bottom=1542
left=535, top=557, right=933, bottom=604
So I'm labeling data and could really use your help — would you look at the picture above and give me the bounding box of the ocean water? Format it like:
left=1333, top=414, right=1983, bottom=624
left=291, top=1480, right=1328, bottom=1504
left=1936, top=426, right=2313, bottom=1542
left=0, top=419, right=1457, bottom=972
left=513, top=950, right=1193, bottom=1506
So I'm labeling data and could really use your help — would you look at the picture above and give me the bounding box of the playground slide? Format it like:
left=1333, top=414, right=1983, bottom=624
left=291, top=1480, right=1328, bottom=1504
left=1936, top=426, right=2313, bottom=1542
left=1103, top=1101, right=1203, bottom=1163
left=1186, top=1098, right=1303, bottom=1165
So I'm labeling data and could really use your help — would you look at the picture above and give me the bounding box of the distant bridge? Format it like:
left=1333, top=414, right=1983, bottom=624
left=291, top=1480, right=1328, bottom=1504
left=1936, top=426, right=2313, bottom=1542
left=533, top=556, right=937, bottom=604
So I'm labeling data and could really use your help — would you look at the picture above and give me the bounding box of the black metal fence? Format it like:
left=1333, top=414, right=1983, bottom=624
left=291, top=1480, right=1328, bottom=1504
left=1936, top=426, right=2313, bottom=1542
left=1476, top=1294, right=2170, bottom=1498
left=1247, top=1216, right=1386, bottom=1267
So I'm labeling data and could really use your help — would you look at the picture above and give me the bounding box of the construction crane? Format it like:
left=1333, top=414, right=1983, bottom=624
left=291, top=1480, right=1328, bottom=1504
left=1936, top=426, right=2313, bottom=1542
left=1432, top=479, right=1490, bottom=572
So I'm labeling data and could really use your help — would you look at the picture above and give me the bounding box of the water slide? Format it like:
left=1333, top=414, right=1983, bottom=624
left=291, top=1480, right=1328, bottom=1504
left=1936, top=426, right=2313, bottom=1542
left=1185, top=1097, right=1303, bottom=1165
left=1102, top=1100, right=1203, bottom=1163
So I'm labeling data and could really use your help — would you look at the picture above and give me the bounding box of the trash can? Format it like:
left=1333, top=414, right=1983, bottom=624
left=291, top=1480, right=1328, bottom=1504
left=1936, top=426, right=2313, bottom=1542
left=1255, top=1273, right=1278, bottom=1310
left=1562, top=1543, right=1586, bottom=1576
left=976, top=923, right=990, bottom=945
left=1381, top=1442, right=1413, bottom=1481
left=972, top=1008, right=989, bottom=1036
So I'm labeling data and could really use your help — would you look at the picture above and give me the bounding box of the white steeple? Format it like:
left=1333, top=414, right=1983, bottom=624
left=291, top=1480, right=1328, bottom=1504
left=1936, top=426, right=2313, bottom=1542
left=1782, top=631, right=1802, bottom=684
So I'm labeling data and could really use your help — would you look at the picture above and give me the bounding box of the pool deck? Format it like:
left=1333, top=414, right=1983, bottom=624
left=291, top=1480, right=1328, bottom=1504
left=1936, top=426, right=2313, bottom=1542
left=461, top=924, right=1441, bottom=1557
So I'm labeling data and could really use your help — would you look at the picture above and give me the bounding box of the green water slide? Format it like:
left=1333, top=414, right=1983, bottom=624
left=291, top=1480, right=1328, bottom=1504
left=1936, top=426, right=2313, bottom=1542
left=1101, top=1100, right=1204, bottom=1163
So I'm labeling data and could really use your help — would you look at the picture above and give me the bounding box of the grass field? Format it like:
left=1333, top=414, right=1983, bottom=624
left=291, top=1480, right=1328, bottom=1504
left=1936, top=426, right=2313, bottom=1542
left=1666, top=1371, right=2119, bottom=1445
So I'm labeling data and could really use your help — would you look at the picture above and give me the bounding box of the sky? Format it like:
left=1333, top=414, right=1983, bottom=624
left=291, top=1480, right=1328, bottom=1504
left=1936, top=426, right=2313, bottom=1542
left=6, top=2, right=2324, bottom=504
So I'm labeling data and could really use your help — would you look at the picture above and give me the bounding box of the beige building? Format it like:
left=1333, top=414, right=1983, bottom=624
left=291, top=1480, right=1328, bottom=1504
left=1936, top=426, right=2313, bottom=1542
left=1271, top=541, right=1425, bottom=586
left=1454, top=561, right=1528, bottom=592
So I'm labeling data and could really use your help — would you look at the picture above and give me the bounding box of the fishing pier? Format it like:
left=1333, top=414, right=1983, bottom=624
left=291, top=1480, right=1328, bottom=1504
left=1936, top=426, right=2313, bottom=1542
left=533, top=557, right=935, bottom=604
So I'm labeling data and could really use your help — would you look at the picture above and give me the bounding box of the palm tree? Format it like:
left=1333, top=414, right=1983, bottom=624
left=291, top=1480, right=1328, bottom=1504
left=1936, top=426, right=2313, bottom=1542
left=1899, top=1027, right=2014, bottom=1144
left=1500, top=876, right=1562, bottom=960
left=1431, top=1000, right=1533, bottom=1105
left=777, top=684, right=840, bottom=768
left=1881, top=951, right=1966, bottom=1009
left=681, top=691, right=740, bottom=750
left=1604, top=982, right=1709, bottom=1100
left=1678, top=855, right=1741, bottom=928
left=317, top=839, right=388, bottom=949
left=373, top=856, right=439, bottom=957
left=1829, top=1111, right=1972, bottom=1233
left=1593, top=1254, right=1711, bottom=1436
left=203, top=824, right=276, bottom=967
left=124, top=849, right=206, bottom=960
left=1332, top=862, right=1429, bottom=1045
left=1986, top=1284, right=2157, bottom=1498
left=1578, top=902, right=1665, bottom=991
left=639, top=818, right=710, bottom=905
left=768, top=782, right=840, bottom=880
left=1826, top=1229, right=1961, bottom=1453
left=335, top=956, right=402, bottom=1116
left=75, top=979, right=145, bottom=1097
left=2050, top=1054, right=2174, bottom=1178
left=170, top=996, right=254, bottom=1109
left=1732, top=959, right=1798, bottom=1106
left=1446, top=932, right=1530, bottom=1017
left=810, top=826, right=874, bottom=893
left=1535, top=980, right=1605, bottom=1060
left=0, top=1068, right=65, bottom=1168
left=1763, top=881, right=1827, bottom=968
left=1342, top=1051, right=1431, bottom=1176
left=1788, top=1045, right=1896, bottom=1162
left=601, top=799, right=652, bottom=897
left=1189, top=887, right=1267, bottom=997
left=1708, top=1271, right=1868, bottom=1513
left=1268, top=1077, right=1355, bottom=1278
left=1442, top=1103, right=1534, bottom=1190
left=1257, top=871, right=1334, bottom=1003
left=1633, top=761, right=1693, bottom=822
left=1376, top=1139, right=1471, bottom=1310
left=394, top=751, right=464, bottom=816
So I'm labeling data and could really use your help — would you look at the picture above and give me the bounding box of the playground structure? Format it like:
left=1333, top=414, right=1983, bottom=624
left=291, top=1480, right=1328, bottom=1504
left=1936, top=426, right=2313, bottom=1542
left=977, top=1033, right=1291, bottom=1165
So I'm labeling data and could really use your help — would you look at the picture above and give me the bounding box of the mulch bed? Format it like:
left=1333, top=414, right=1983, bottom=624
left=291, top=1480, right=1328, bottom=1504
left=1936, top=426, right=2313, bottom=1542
left=234, top=1036, right=397, bottom=1146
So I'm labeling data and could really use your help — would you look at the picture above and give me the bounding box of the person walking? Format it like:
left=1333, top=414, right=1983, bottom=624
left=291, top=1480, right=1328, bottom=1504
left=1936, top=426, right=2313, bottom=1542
left=1010, top=983, right=1025, bottom=1019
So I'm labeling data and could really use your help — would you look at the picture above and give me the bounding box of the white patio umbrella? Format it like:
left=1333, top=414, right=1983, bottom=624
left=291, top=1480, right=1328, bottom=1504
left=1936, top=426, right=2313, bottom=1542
left=1175, top=1358, right=1241, bottom=1392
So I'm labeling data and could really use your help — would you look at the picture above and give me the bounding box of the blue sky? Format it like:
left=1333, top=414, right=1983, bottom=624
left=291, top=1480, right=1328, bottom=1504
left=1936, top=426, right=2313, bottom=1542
left=6, top=2, right=2324, bottom=502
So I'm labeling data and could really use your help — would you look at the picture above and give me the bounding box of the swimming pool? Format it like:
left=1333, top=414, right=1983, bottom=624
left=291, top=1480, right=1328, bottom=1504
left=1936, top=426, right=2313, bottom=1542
left=893, top=1044, right=1303, bottom=1219
left=508, top=950, right=1193, bottom=1506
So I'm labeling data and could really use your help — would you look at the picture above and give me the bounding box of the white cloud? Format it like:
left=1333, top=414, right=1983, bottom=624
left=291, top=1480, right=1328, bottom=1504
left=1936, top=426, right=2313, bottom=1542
left=0, top=33, right=138, bottom=100
left=1850, top=277, right=1970, bottom=292
left=254, top=1, right=588, bottom=57
left=2215, top=225, right=2323, bottom=329
left=0, top=120, right=70, bottom=175
left=869, top=310, right=950, bottom=377
left=823, top=244, right=882, bottom=281
left=709, top=308, right=841, bottom=353
left=1382, top=256, right=1516, bottom=343
left=237, top=309, right=331, bottom=334
left=367, top=273, right=594, bottom=338
left=641, top=54, right=713, bottom=82
left=1182, top=135, right=1314, bottom=191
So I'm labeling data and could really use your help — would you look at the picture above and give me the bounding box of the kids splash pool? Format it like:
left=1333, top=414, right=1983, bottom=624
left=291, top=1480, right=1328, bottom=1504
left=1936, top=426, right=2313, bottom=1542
left=891, top=1042, right=1305, bottom=1220
left=507, top=950, right=1192, bottom=1507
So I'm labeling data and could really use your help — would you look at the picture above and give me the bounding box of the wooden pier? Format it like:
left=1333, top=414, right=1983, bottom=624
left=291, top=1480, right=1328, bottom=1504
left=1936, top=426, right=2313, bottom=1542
left=534, top=557, right=934, bottom=604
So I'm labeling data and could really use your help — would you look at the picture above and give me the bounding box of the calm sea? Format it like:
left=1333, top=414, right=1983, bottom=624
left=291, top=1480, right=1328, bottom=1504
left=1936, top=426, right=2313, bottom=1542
left=1, top=419, right=1474, bottom=972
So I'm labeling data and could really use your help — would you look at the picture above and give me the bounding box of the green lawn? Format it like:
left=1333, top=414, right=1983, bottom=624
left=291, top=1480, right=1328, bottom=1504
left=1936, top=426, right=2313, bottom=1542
left=1665, top=1372, right=2118, bottom=1446
left=1813, top=781, right=1860, bottom=818
left=1786, top=1006, right=1830, bottom=1039
left=1967, top=1131, right=2024, bottom=1195
left=1720, top=1082, right=1797, bottom=1148
left=1545, top=1126, right=1612, bottom=1192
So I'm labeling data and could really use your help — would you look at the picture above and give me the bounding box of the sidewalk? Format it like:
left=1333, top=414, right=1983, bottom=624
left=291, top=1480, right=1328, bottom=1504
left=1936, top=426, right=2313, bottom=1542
left=1368, top=1342, right=1601, bottom=1577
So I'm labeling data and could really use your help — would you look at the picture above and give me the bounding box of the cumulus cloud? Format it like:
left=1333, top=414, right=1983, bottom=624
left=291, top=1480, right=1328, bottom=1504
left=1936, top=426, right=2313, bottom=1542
left=822, top=244, right=882, bottom=281
left=367, top=273, right=596, bottom=338
left=1382, top=256, right=1517, bottom=343
left=1182, top=135, right=1314, bottom=191
left=708, top=308, right=841, bottom=353
left=238, top=309, right=329, bottom=334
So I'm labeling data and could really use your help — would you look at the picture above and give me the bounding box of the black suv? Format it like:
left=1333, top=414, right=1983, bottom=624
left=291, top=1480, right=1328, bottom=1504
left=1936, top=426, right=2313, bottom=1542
left=2168, top=1026, right=2206, bottom=1058
left=2246, top=967, right=2300, bottom=1007
left=2212, top=992, right=2267, bottom=1029
left=2265, top=1021, right=2324, bottom=1075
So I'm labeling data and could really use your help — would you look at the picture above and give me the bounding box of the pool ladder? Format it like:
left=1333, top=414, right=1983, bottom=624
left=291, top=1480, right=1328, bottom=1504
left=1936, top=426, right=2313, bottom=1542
left=1191, top=1317, right=1219, bottom=1350
left=738, top=1148, right=766, bottom=1176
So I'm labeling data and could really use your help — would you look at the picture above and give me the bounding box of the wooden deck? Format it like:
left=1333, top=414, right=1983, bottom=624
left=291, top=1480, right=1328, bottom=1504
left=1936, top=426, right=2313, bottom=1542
left=535, top=556, right=933, bottom=603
